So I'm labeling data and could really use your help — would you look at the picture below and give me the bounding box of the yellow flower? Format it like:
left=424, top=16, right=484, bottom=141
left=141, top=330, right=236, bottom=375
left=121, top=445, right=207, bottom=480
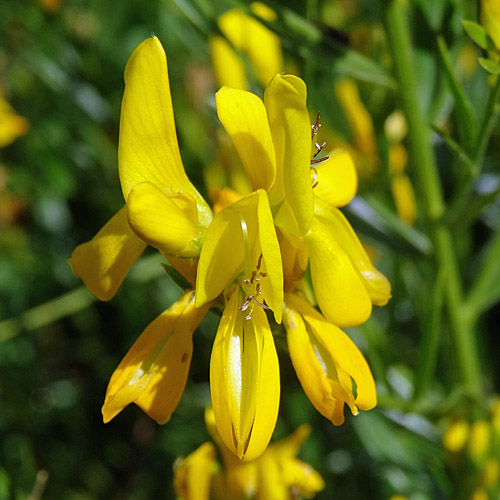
left=210, top=3, right=283, bottom=90
left=70, top=37, right=283, bottom=460
left=335, top=79, right=378, bottom=158
left=68, top=37, right=215, bottom=425
left=70, top=34, right=388, bottom=460
left=482, top=0, right=500, bottom=50
left=443, top=419, right=470, bottom=453
left=283, top=291, right=376, bottom=425
left=174, top=407, right=324, bottom=499
left=0, top=96, right=30, bottom=147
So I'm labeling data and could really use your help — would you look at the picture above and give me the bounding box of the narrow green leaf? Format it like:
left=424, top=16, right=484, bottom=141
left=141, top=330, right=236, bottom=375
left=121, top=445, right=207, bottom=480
left=462, top=20, right=496, bottom=51
left=436, top=36, right=478, bottom=151
left=345, top=196, right=432, bottom=257
left=431, top=124, right=475, bottom=174
left=478, top=57, right=500, bottom=74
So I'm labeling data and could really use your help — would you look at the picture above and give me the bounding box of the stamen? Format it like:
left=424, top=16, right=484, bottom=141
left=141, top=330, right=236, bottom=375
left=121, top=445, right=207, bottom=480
left=313, top=141, right=326, bottom=158
left=253, top=299, right=270, bottom=310
left=239, top=253, right=270, bottom=318
left=310, top=155, right=330, bottom=165
left=311, top=111, right=321, bottom=139
left=310, top=111, right=328, bottom=188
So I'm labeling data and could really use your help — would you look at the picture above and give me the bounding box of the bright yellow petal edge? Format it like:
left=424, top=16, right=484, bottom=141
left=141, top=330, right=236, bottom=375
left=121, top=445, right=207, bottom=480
left=102, top=290, right=210, bottom=424
left=68, top=206, right=146, bottom=301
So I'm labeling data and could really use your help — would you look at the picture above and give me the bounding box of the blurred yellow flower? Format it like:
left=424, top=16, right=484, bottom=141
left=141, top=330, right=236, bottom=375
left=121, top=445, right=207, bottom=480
left=468, top=420, right=491, bottom=461
left=210, top=3, right=282, bottom=90
left=335, top=79, right=377, bottom=158
left=174, top=442, right=218, bottom=500
left=173, top=407, right=324, bottom=500
left=443, top=419, right=470, bottom=453
left=0, top=96, right=30, bottom=147
left=482, top=0, right=500, bottom=50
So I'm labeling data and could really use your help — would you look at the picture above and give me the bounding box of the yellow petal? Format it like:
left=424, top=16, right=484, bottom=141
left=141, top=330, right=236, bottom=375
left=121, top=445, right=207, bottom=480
left=283, top=298, right=355, bottom=425
left=118, top=36, right=211, bottom=226
left=334, top=79, right=377, bottom=157
left=250, top=2, right=277, bottom=22
left=314, top=200, right=391, bottom=306
left=280, top=458, right=325, bottom=498
left=313, top=149, right=358, bottom=207
left=218, top=8, right=282, bottom=87
left=391, top=174, right=417, bottom=226
left=216, top=86, right=276, bottom=192
left=276, top=228, right=308, bottom=291
left=68, top=206, right=146, bottom=301
left=289, top=292, right=376, bottom=411
left=443, top=420, right=470, bottom=453
left=243, top=7, right=282, bottom=86
left=256, top=452, right=289, bottom=500
left=208, top=187, right=243, bottom=215
left=210, top=288, right=280, bottom=461
left=388, top=143, right=408, bottom=175
left=482, top=0, right=500, bottom=50
left=265, top=74, right=313, bottom=235
left=126, top=182, right=203, bottom=257
left=284, top=293, right=377, bottom=424
left=0, top=96, right=30, bottom=147
left=196, top=190, right=283, bottom=323
left=173, top=442, right=217, bottom=500
left=209, top=36, right=248, bottom=90
left=102, top=291, right=209, bottom=424
left=205, top=408, right=259, bottom=499
left=306, top=215, right=372, bottom=327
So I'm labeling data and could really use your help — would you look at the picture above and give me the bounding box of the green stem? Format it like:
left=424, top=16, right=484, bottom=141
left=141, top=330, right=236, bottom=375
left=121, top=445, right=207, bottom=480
left=0, top=253, right=166, bottom=343
left=413, top=269, right=445, bottom=402
left=385, top=0, right=482, bottom=397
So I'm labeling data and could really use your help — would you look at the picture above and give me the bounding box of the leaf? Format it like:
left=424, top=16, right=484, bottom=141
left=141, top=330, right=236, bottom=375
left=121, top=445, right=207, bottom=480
left=436, top=36, right=477, bottom=151
left=462, top=20, right=496, bottom=51
left=344, top=196, right=432, bottom=257
left=478, top=57, right=500, bottom=75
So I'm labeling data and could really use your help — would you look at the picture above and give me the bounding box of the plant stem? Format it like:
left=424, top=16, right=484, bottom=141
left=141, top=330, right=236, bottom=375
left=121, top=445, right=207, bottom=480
left=385, top=0, right=482, bottom=397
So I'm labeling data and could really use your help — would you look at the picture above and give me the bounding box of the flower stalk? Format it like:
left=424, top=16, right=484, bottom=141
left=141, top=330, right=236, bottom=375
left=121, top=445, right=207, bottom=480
left=385, top=0, right=482, bottom=397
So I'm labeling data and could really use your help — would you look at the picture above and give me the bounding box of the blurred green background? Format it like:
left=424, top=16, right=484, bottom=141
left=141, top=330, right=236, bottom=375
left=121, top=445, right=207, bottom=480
left=1, top=0, right=499, bottom=499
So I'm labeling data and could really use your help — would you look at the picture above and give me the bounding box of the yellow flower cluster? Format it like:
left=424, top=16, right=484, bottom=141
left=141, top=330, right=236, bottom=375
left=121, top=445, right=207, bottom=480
left=68, top=34, right=391, bottom=461
left=443, top=398, right=500, bottom=500
left=173, top=407, right=324, bottom=500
